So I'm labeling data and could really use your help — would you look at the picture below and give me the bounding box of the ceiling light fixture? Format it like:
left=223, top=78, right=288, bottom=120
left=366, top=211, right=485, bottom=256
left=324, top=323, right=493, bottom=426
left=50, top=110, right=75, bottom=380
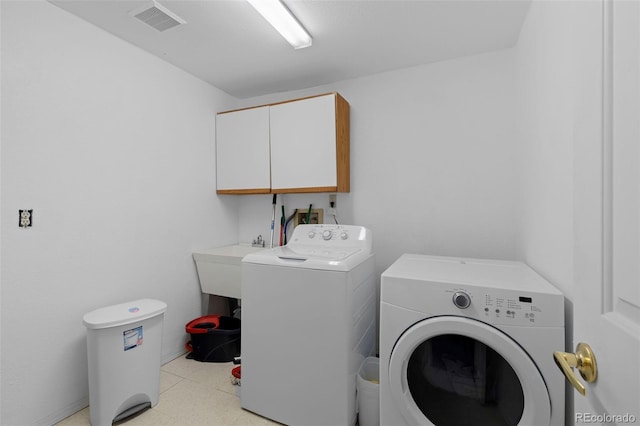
left=247, top=0, right=312, bottom=49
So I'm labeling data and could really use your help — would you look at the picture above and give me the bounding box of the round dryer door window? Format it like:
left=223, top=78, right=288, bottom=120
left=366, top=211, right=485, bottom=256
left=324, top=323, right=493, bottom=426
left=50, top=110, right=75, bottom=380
left=388, top=316, right=551, bottom=426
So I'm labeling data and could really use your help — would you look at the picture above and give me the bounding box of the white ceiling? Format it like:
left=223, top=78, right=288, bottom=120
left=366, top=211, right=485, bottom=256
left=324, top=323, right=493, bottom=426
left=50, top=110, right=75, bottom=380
left=50, top=0, right=531, bottom=99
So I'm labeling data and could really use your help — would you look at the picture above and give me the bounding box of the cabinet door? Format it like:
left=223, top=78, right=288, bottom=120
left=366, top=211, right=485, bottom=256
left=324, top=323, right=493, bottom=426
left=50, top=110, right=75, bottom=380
left=216, top=106, right=270, bottom=193
left=270, top=94, right=342, bottom=192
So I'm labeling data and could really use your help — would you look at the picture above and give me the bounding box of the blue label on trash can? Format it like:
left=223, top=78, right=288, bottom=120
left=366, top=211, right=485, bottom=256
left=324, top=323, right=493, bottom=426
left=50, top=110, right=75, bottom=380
left=123, top=326, right=143, bottom=351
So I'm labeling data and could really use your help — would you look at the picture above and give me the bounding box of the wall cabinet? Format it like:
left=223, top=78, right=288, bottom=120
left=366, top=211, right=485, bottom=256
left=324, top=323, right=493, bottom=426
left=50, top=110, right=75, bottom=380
left=215, top=92, right=349, bottom=194
left=215, top=106, right=271, bottom=194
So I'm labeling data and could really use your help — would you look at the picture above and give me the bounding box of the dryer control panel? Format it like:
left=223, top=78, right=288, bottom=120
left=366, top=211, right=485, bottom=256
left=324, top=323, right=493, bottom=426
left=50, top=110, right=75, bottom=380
left=444, top=287, right=560, bottom=327
left=380, top=254, right=565, bottom=328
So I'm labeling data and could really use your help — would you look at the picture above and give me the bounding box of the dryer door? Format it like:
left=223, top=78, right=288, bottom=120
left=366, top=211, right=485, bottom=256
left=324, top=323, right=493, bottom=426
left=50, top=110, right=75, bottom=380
left=388, top=316, right=551, bottom=426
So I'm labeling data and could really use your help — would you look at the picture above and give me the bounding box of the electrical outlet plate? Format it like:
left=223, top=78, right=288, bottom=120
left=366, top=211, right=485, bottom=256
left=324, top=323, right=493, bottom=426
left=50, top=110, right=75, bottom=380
left=294, top=208, right=323, bottom=226
left=19, top=209, right=33, bottom=228
left=328, top=194, right=337, bottom=216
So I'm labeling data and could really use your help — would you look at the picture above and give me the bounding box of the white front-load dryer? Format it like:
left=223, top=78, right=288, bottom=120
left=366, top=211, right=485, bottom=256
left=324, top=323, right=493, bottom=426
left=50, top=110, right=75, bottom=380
left=380, top=254, right=565, bottom=426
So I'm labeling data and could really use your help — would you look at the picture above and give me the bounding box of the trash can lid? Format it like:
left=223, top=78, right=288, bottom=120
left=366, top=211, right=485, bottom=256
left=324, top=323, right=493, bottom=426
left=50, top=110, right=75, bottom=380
left=83, top=299, right=167, bottom=329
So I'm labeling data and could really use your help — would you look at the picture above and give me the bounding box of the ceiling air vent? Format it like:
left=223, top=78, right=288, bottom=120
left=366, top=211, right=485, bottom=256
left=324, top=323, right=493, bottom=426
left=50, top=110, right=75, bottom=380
left=130, top=1, right=186, bottom=32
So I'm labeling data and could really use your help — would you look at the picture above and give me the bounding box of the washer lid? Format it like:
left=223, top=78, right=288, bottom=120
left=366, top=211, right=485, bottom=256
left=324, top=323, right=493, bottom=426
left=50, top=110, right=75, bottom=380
left=83, top=298, right=167, bottom=329
left=388, top=316, right=551, bottom=426
left=242, top=224, right=373, bottom=271
left=279, top=244, right=363, bottom=260
left=242, top=245, right=370, bottom=271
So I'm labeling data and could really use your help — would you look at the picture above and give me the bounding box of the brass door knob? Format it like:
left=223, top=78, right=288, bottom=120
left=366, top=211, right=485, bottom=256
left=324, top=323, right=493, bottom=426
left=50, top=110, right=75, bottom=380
left=553, top=342, right=598, bottom=396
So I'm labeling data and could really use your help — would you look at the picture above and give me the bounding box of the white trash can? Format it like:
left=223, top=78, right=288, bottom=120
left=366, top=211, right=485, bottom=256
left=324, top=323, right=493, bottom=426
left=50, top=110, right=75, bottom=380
left=357, top=357, right=380, bottom=426
left=83, top=299, right=166, bottom=426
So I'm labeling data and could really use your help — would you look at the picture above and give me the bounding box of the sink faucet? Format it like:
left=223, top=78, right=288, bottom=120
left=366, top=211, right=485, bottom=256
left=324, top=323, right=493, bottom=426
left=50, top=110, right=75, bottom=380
left=252, top=235, right=265, bottom=247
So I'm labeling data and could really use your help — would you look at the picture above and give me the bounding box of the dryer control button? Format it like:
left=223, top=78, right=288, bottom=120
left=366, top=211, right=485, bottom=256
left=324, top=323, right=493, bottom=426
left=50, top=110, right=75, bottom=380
left=452, top=291, right=471, bottom=309
left=322, top=230, right=333, bottom=240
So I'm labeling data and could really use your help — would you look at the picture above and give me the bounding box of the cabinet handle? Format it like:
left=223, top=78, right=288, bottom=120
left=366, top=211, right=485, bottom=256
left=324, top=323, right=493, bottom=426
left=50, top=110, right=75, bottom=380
left=553, top=342, right=598, bottom=396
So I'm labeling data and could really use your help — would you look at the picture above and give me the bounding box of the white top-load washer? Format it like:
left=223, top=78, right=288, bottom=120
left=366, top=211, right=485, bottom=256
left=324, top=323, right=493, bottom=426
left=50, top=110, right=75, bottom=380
left=241, top=224, right=376, bottom=426
left=380, top=254, right=565, bottom=426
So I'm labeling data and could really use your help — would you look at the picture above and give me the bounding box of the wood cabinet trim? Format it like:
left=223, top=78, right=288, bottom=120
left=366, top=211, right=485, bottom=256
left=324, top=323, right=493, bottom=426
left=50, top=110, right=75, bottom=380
left=335, top=93, right=350, bottom=192
left=217, top=92, right=341, bottom=115
left=272, top=186, right=339, bottom=194
left=216, top=188, right=272, bottom=195
left=217, top=186, right=341, bottom=195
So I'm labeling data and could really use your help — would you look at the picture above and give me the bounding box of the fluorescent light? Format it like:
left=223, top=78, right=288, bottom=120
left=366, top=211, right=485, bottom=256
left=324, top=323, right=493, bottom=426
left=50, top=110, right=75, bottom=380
left=247, top=0, right=312, bottom=49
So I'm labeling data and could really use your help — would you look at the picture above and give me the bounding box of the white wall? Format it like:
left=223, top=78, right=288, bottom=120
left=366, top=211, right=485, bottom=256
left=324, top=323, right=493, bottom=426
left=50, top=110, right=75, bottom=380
left=514, top=2, right=604, bottom=424
left=0, top=2, right=238, bottom=425
left=514, top=0, right=576, bottom=298
left=513, top=2, right=577, bottom=420
left=235, top=49, right=519, bottom=276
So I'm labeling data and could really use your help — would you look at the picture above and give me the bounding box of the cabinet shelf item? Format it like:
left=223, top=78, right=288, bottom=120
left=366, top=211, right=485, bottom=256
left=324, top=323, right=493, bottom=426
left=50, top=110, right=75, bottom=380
left=215, top=92, right=349, bottom=195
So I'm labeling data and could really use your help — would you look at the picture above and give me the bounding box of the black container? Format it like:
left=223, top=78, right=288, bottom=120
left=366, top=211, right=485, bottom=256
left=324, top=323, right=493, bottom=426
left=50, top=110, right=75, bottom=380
left=185, top=315, right=241, bottom=362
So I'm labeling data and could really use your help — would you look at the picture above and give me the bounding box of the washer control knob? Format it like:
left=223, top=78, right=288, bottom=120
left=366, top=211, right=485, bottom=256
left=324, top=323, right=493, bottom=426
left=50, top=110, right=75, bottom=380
left=452, top=291, right=471, bottom=309
left=308, top=231, right=316, bottom=239
left=340, top=232, right=348, bottom=240
left=322, top=229, right=333, bottom=240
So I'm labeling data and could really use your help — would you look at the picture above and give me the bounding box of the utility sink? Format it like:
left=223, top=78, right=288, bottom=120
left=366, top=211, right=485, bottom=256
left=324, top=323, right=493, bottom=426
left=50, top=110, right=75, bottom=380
left=192, top=245, right=265, bottom=299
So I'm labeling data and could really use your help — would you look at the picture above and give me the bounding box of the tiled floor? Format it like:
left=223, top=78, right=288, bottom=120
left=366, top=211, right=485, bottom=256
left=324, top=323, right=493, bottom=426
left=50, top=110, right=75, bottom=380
left=56, top=355, right=280, bottom=426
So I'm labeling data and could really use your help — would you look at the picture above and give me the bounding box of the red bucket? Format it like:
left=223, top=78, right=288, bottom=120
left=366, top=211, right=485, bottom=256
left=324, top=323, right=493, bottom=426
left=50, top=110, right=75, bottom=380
left=186, top=315, right=221, bottom=334
left=185, top=315, right=241, bottom=362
